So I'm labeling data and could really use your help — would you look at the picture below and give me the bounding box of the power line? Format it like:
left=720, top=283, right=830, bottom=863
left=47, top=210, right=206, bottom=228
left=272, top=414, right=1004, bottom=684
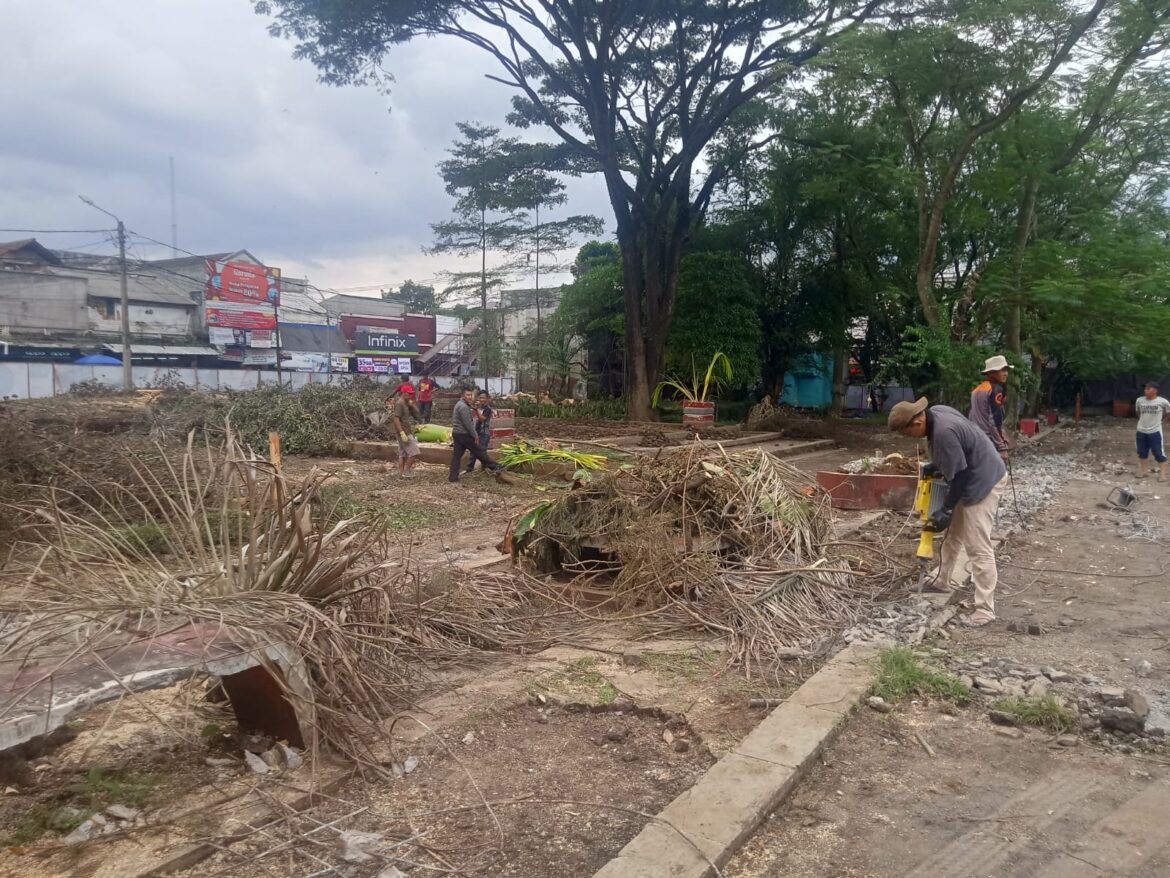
left=0, top=227, right=115, bottom=234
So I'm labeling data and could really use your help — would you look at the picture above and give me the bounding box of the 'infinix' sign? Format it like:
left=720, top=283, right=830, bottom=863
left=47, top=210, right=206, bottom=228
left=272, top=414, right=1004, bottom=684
left=353, top=331, right=419, bottom=355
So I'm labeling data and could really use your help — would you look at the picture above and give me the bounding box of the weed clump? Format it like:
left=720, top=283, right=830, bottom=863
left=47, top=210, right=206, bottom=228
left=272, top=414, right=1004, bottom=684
left=872, top=647, right=970, bottom=705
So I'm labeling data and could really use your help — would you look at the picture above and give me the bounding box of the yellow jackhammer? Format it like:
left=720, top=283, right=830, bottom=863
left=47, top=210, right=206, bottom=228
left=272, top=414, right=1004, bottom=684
left=913, top=462, right=949, bottom=592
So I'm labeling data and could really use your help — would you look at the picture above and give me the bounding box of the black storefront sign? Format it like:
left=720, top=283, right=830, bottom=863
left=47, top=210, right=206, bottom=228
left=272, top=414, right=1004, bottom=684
left=353, top=331, right=419, bottom=355
left=0, top=345, right=83, bottom=362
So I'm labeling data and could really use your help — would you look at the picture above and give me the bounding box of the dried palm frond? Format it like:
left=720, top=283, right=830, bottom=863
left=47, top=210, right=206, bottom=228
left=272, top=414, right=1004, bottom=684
left=510, top=446, right=908, bottom=678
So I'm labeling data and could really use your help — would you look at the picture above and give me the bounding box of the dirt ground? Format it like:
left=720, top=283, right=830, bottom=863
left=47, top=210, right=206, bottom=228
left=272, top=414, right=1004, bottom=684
left=726, top=418, right=1170, bottom=878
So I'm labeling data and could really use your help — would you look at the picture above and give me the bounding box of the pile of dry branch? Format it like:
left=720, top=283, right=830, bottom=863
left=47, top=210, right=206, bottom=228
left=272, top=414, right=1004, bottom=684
left=512, top=447, right=910, bottom=675
left=0, top=430, right=560, bottom=771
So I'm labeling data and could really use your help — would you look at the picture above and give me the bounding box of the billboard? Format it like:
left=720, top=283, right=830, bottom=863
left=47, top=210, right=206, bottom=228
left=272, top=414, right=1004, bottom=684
left=356, top=356, right=412, bottom=374
left=353, top=331, right=419, bottom=356
left=205, top=259, right=281, bottom=306
left=219, top=347, right=277, bottom=366
left=206, top=304, right=277, bottom=331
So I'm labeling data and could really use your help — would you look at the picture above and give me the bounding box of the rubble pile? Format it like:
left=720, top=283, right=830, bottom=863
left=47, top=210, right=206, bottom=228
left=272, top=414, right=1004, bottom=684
left=947, top=654, right=1169, bottom=751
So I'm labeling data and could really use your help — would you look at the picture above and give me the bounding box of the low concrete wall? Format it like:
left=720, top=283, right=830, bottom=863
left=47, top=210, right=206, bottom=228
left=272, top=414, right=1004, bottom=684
left=0, top=362, right=397, bottom=400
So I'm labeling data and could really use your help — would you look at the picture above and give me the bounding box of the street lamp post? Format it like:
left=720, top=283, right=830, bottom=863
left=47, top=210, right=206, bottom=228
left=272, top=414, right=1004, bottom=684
left=79, top=196, right=132, bottom=392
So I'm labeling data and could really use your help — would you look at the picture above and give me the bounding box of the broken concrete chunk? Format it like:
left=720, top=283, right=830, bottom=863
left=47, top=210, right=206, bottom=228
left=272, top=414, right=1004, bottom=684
left=402, top=755, right=419, bottom=775
left=105, top=804, right=139, bottom=822
left=988, top=711, right=1021, bottom=728
left=1043, top=667, right=1074, bottom=683
left=974, top=676, right=1005, bottom=695
left=1136, top=660, right=1152, bottom=678
left=1124, top=689, right=1150, bottom=719
left=377, top=867, right=407, bottom=878
left=1026, top=678, right=1049, bottom=699
left=337, top=830, right=384, bottom=864
left=1056, top=735, right=1079, bottom=748
left=1095, top=686, right=1127, bottom=705
left=994, top=727, right=1024, bottom=739
left=867, top=696, right=893, bottom=714
left=205, top=757, right=236, bottom=769
left=277, top=743, right=304, bottom=770
left=1100, top=707, right=1145, bottom=735
left=243, top=750, right=270, bottom=775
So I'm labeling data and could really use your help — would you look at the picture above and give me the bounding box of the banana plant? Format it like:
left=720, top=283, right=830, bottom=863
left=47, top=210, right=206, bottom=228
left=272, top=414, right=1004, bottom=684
left=651, top=351, right=733, bottom=406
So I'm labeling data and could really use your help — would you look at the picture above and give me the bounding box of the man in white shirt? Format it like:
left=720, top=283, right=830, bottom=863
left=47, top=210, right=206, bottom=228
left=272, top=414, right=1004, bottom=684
left=1135, top=383, right=1170, bottom=480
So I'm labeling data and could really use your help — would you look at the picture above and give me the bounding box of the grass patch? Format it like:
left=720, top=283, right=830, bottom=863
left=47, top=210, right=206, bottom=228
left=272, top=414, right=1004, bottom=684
left=387, top=507, right=445, bottom=531
left=70, top=766, right=157, bottom=811
left=872, top=646, right=970, bottom=705
left=198, top=507, right=250, bottom=546
left=641, top=650, right=721, bottom=684
left=2, top=768, right=157, bottom=847
left=317, top=482, right=445, bottom=531
left=992, top=695, right=1077, bottom=733
left=108, top=522, right=169, bottom=555
left=528, top=656, right=618, bottom=705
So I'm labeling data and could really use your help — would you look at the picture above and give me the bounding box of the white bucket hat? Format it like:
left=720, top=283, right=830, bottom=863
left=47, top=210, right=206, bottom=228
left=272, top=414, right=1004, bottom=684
left=981, top=355, right=1012, bottom=373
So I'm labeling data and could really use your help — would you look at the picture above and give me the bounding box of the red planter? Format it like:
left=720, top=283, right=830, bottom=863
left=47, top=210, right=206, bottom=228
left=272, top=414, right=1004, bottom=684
left=1019, top=418, right=1038, bottom=436
left=1045, top=412, right=1058, bottom=426
left=815, top=471, right=919, bottom=510
left=682, top=400, right=716, bottom=427
left=1113, top=399, right=1132, bottom=418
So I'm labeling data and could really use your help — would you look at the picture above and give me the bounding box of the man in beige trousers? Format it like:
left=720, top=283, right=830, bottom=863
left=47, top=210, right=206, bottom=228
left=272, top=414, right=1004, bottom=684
left=890, top=397, right=1008, bottom=627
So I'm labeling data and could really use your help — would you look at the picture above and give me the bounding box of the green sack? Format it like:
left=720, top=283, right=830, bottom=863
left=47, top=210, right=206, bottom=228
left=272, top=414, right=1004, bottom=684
left=414, top=424, right=451, bottom=444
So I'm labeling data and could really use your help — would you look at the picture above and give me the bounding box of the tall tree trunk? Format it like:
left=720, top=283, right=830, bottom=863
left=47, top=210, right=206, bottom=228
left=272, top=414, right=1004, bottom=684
left=1005, top=176, right=1039, bottom=428
left=830, top=348, right=849, bottom=417
left=479, top=207, right=489, bottom=378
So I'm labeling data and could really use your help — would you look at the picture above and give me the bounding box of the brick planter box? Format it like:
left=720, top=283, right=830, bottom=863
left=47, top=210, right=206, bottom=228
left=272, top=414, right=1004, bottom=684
left=815, top=471, right=918, bottom=511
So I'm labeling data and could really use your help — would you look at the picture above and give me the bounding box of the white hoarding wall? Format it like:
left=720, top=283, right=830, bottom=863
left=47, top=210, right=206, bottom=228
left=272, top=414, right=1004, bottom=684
left=0, top=362, right=396, bottom=400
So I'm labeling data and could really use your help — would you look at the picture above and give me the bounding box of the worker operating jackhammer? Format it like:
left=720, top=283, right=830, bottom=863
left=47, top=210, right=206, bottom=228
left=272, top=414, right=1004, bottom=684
left=889, top=396, right=1008, bottom=628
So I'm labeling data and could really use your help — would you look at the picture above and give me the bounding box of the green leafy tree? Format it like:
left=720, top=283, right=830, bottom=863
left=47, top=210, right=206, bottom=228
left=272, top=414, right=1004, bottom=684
left=256, top=0, right=892, bottom=419
left=384, top=278, right=439, bottom=312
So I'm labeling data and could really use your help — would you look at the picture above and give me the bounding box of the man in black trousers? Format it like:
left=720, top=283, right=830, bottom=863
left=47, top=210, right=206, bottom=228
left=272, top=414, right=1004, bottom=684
left=450, top=386, right=501, bottom=482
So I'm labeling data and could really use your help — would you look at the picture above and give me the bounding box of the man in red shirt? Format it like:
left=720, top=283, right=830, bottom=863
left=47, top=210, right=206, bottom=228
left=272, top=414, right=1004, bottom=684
left=417, top=375, right=436, bottom=423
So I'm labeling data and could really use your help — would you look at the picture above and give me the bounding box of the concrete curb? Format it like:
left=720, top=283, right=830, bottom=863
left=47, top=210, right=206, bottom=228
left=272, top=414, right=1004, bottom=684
left=592, top=641, right=882, bottom=878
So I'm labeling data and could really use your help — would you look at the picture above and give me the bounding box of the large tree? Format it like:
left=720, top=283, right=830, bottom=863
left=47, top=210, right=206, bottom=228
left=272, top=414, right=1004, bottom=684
left=255, top=0, right=890, bottom=419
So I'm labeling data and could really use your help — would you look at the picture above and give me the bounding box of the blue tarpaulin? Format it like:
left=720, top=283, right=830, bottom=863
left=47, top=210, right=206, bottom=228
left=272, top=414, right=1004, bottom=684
left=74, top=354, right=123, bottom=365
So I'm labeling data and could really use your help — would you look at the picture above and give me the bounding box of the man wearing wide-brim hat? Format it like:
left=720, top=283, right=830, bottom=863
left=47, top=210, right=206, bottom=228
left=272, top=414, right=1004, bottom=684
left=971, top=355, right=1012, bottom=462
left=889, top=396, right=1008, bottom=627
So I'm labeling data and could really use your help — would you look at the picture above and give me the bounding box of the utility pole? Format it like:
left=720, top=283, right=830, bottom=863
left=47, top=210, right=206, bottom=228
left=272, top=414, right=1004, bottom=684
left=80, top=196, right=132, bottom=392
left=534, top=203, right=542, bottom=394
left=169, top=156, right=178, bottom=257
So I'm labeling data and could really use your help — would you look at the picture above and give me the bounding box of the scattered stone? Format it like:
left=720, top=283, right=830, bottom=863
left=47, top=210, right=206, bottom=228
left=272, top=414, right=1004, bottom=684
left=867, top=696, right=894, bottom=714
left=205, top=757, right=236, bottom=769
left=995, top=727, right=1024, bottom=739
left=1044, top=668, right=1074, bottom=683
left=535, top=713, right=549, bottom=724
left=49, top=806, right=84, bottom=832
left=462, top=732, right=476, bottom=746
left=1004, top=680, right=1027, bottom=699
left=606, top=726, right=629, bottom=742
left=1125, top=690, right=1150, bottom=719
left=1100, top=708, right=1145, bottom=735
left=960, top=675, right=975, bottom=691
left=1026, top=678, right=1049, bottom=699
left=64, top=818, right=98, bottom=844
left=621, top=651, right=643, bottom=667
left=260, top=749, right=282, bottom=769
left=1082, top=674, right=1103, bottom=686
left=277, top=744, right=304, bottom=770
left=244, top=750, right=270, bottom=776
left=974, top=677, right=1006, bottom=695
left=672, top=740, right=691, bottom=753
left=337, top=830, right=384, bottom=865
left=621, top=752, right=640, bottom=763
left=989, top=711, right=1021, bottom=728
left=1007, top=621, right=1045, bottom=636
left=1136, top=660, right=1153, bottom=678
left=105, top=804, right=139, bottom=822
left=1056, top=735, right=1079, bottom=748
left=2, top=787, right=17, bottom=796
left=377, top=867, right=407, bottom=878
left=1096, top=686, right=1127, bottom=705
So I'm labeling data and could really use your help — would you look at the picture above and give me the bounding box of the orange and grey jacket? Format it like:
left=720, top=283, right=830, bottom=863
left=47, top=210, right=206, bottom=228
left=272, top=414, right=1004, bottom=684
left=969, top=380, right=1009, bottom=452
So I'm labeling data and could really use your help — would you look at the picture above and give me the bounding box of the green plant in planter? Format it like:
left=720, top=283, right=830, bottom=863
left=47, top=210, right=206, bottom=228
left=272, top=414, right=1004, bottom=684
left=651, top=351, right=733, bottom=407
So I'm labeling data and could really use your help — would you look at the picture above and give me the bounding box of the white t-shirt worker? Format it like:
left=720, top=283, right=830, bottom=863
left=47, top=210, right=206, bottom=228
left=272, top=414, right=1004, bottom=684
left=1135, top=383, right=1170, bottom=480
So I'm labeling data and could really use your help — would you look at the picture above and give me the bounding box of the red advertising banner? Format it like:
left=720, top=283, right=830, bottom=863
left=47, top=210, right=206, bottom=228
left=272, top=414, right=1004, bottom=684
left=205, top=259, right=281, bottom=306
left=206, top=305, right=277, bottom=331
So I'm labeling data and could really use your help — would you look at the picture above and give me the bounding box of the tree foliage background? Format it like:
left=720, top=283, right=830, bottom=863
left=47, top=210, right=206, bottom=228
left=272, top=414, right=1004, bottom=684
left=258, top=0, right=1170, bottom=415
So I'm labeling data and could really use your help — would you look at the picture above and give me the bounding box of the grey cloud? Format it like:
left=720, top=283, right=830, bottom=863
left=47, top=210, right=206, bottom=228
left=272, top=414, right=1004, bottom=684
left=1, top=0, right=615, bottom=288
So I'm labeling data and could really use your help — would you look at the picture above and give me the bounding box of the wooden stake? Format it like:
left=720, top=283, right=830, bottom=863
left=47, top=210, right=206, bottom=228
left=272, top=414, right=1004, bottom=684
left=268, top=432, right=282, bottom=473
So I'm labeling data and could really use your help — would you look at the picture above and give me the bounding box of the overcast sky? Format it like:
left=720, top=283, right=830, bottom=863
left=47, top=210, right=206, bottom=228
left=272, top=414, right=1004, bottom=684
left=1, top=0, right=612, bottom=296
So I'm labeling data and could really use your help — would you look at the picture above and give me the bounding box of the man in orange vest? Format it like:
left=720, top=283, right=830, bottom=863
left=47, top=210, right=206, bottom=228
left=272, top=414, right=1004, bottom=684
left=970, top=355, right=1012, bottom=461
